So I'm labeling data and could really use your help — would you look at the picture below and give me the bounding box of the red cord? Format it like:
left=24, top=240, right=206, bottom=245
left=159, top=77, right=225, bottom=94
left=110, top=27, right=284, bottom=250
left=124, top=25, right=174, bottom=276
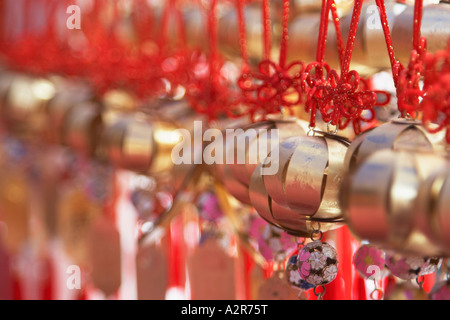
left=237, top=0, right=305, bottom=119
left=278, top=0, right=290, bottom=69
left=316, top=0, right=331, bottom=64
left=340, top=0, right=363, bottom=80
left=330, top=1, right=345, bottom=68
left=236, top=0, right=250, bottom=74
left=262, top=0, right=272, bottom=60
left=160, top=0, right=174, bottom=50
left=375, top=0, right=400, bottom=83
left=413, top=0, right=423, bottom=51
left=302, top=0, right=390, bottom=134
left=208, top=0, right=219, bottom=65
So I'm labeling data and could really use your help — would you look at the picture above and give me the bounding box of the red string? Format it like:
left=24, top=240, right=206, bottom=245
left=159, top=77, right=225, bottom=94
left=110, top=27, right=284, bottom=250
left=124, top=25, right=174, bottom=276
left=421, top=37, right=450, bottom=143
left=278, top=0, right=290, bottom=69
left=175, top=4, right=187, bottom=48
left=237, top=0, right=304, bottom=119
left=375, top=0, right=400, bottom=83
left=316, top=0, right=331, bottom=64
left=132, top=0, right=153, bottom=43
left=209, top=0, right=219, bottom=66
left=237, top=0, right=250, bottom=72
left=340, top=0, right=363, bottom=80
left=376, top=0, right=428, bottom=118
left=159, top=0, right=174, bottom=50
left=330, top=1, right=345, bottom=68
left=301, top=0, right=390, bottom=134
left=413, top=0, right=423, bottom=51
left=262, top=0, right=272, bottom=60
left=184, top=0, right=241, bottom=120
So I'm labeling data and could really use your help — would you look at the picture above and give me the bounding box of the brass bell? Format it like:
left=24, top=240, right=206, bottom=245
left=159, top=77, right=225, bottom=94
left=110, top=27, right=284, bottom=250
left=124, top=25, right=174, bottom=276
left=268, top=132, right=349, bottom=218
left=63, top=102, right=103, bottom=158
left=45, top=80, right=93, bottom=144
left=219, top=118, right=307, bottom=205
left=1, top=74, right=56, bottom=139
left=341, top=148, right=448, bottom=256
left=98, top=113, right=180, bottom=174
left=249, top=131, right=349, bottom=236
left=344, top=119, right=447, bottom=173
left=415, top=164, right=450, bottom=255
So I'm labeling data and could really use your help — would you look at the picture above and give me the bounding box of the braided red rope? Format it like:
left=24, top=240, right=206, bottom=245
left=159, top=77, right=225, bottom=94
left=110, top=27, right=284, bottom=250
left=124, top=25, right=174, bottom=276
left=185, top=0, right=240, bottom=120
left=302, top=0, right=389, bottom=134
left=375, top=0, right=425, bottom=118
left=262, top=0, right=272, bottom=61
left=330, top=1, right=345, bottom=68
left=421, top=37, right=450, bottom=143
left=237, top=0, right=250, bottom=72
left=375, top=0, right=450, bottom=143
left=237, top=0, right=305, bottom=120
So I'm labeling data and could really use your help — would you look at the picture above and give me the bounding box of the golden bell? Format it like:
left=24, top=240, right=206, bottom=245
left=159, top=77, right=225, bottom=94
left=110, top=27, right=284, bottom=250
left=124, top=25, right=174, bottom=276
left=269, top=132, right=349, bottom=219
left=0, top=71, right=15, bottom=110
left=344, top=119, right=447, bottom=173
left=248, top=131, right=349, bottom=236
left=1, top=74, right=56, bottom=139
left=45, top=80, right=93, bottom=144
left=342, top=148, right=448, bottom=256
left=98, top=114, right=180, bottom=174
left=63, top=102, right=103, bottom=157
left=219, top=118, right=307, bottom=205
left=249, top=159, right=323, bottom=237
left=415, top=164, right=450, bottom=255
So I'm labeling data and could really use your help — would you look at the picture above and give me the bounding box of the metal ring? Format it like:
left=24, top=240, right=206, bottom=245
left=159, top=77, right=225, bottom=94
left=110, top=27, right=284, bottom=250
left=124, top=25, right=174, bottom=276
left=307, top=125, right=316, bottom=136
left=312, top=221, right=321, bottom=231
left=313, top=285, right=326, bottom=300
left=327, top=121, right=338, bottom=135
left=310, top=230, right=323, bottom=241
left=370, top=288, right=384, bottom=300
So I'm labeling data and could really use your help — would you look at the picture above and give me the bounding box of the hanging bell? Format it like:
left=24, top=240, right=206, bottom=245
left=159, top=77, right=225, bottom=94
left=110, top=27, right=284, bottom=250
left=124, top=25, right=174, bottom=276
left=415, top=164, right=450, bottom=255
left=63, top=102, right=103, bottom=158
left=217, top=117, right=307, bottom=205
left=249, top=130, right=349, bottom=236
left=1, top=73, right=56, bottom=139
left=45, top=80, right=93, bottom=144
left=341, top=148, right=448, bottom=256
left=98, top=113, right=180, bottom=174
left=344, top=119, right=447, bottom=173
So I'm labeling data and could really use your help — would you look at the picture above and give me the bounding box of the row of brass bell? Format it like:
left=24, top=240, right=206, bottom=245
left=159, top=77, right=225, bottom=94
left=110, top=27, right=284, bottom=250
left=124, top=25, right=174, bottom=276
left=1, top=73, right=450, bottom=257
left=215, top=113, right=450, bottom=257
left=215, top=117, right=350, bottom=237
left=341, top=119, right=450, bottom=256
left=0, top=72, right=195, bottom=179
